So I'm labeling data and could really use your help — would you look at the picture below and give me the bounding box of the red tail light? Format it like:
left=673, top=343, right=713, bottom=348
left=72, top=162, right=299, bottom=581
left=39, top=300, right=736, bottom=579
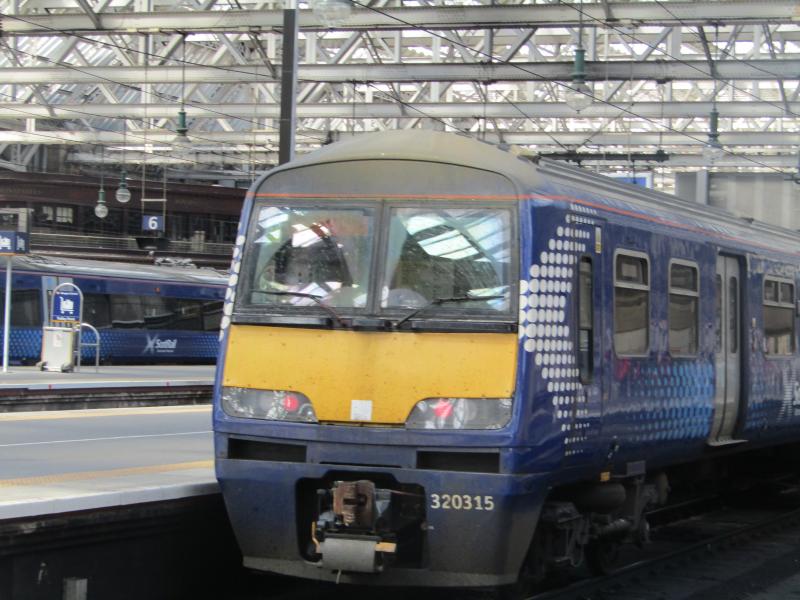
left=283, top=393, right=300, bottom=412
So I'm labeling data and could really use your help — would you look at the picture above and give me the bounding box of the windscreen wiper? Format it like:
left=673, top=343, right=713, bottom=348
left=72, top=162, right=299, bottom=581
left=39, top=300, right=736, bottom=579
left=393, top=294, right=505, bottom=329
left=252, top=290, right=348, bottom=327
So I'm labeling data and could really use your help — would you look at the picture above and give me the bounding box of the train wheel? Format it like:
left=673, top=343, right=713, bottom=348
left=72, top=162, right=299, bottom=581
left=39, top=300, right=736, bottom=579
left=492, top=528, right=549, bottom=600
left=585, top=538, right=620, bottom=575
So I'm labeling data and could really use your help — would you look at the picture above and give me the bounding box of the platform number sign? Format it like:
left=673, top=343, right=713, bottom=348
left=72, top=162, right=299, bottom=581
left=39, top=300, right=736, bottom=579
left=142, top=215, right=165, bottom=232
left=0, top=231, right=28, bottom=254
left=0, top=209, right=30, bottom=254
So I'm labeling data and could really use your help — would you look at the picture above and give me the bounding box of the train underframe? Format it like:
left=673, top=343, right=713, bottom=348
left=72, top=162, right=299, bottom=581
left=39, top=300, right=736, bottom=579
left=217, top=437, right=673, bottom=590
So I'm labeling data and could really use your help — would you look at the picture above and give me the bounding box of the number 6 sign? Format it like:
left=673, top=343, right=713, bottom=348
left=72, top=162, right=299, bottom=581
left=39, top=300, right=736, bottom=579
left=142, top=215, right=165, bottom=232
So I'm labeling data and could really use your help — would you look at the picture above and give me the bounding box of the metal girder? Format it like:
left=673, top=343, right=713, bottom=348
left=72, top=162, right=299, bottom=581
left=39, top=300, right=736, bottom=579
left=19, top=143, right=39, bottom=166
left=0, top=41, right=55, bottom=117
left=763, top=24, right=792, bottom=115
left=0, top=157, right=29, bottom=171
left=74, top=0, right=103, bottom=30
left=298, top=32, right=362, bottom=104
left=591, top=155, right=800, bottom=168
left=0, top=1, right=796, bottom=177
left=2, top=60, right=797, bottom=84
left=1, top=101, right=797, bottom=120
left=63, top=149, right=800, bottom=170
left=601, top=27, right=670, bottom=103
left=3, top=130, right=797, bottom=147
left=2, top=2, right=797, bottom=35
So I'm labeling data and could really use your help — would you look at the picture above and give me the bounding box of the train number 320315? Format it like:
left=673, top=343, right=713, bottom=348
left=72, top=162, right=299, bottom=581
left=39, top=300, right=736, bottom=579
left=429, top=494, right=495, bottom=511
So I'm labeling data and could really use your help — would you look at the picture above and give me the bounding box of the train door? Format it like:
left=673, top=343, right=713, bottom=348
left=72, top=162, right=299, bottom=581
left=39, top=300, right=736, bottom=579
left=708, top=255, right=744, bottom=446
left=565, top=221, right=605, bottom=467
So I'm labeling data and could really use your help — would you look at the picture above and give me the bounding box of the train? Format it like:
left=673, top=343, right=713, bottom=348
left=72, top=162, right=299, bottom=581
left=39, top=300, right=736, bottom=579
left=0, top=254, right=226, bottom=364
left=212, top=130, right=800, bottom=593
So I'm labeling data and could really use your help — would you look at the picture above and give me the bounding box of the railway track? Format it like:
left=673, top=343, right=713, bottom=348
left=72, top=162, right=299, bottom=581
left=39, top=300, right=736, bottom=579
left=530, top=502, right=800, bottom=600
left=230, top=493, right=800, bottom=600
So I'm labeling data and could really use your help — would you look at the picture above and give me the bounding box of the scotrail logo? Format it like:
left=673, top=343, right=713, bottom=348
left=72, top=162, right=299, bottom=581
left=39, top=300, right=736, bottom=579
left=143, top=334, right=178, bottom=355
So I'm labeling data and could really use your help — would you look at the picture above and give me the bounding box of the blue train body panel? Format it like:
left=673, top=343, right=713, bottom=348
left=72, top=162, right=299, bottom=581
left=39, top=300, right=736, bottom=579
left=6, top=328, right=220, bottom=363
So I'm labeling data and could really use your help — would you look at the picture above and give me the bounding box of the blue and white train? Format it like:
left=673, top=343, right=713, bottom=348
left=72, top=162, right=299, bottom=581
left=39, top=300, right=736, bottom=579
left=1, top=254, right=226, bottom=364
left=213, top=130, right=800, bottom=592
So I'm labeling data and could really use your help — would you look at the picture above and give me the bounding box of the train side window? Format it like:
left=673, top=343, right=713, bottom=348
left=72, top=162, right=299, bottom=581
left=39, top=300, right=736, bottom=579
left=142, top=296, right=173, bottom=330
left=764, top=277, right=794, bottom=355
left=614, top=252, right=649, bottom=356
left=668, top=261, right=699, bottom=356
left=202, top=301, right=223, bottom=331
left=0, top=289, right=42, bottom=327
left=729, top=277, right=738, bottom=354
left=110, top=295, right=144, bottom=329
left=170, top=299, right=204, bottom=331
left=715, top=275, right=722, bottom=353
left=83, top=293, right=111, bottom=329
left=577, top=257, right=593, bottom=382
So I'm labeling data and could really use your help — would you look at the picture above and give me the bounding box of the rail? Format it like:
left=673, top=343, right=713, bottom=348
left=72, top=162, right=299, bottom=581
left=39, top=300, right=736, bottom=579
left=531, top=503, right=800, bottom=600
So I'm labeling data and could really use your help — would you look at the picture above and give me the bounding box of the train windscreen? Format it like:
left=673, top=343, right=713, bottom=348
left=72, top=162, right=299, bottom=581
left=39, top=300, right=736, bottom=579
left=244, top=205, right=376, bottom=308
left=381, top=207, right=511, bottom=314
left=239, top=202, right=514, bottom=320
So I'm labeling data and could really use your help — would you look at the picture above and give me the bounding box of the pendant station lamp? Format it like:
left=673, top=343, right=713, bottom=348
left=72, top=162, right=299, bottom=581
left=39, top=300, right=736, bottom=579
left=95, top=146, right=109, bottom=219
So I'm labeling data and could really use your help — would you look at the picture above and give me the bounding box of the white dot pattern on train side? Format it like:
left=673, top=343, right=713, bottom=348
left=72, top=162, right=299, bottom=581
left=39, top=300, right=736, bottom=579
left=220, top=227, right=247, bottom=340
left=519, top=216, right=593, bottom=456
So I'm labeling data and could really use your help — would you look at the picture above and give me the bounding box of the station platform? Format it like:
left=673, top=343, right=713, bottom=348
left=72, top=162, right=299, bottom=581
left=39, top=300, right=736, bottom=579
left=0, top=365, right=214, bottom=390
left=0, top=365, right=215, bottom=411
left=0, top=404, right=216, bottom=521
left=0, top=404, right=238, bottom=600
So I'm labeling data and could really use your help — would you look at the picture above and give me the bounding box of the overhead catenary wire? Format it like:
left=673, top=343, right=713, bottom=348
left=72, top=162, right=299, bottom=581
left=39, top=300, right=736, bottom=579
left=0, top=90, right=259, bottom=174
left=1, top=8, right=790, bottom=132
left=0, top=34, right=329, bottom=146
left=0, top=3, right=794, bottom=175
left=555, top=3, right=796, bottom=152
left=2, top=6, right=794, bottom=123
left=0, top=88, right=256, bottom=173
left=0, top=43, right=301, bottom=169
left=0, top=8, right=664, bottom=156
left=556, top=0, right=798, bottom=119
left=517, top=0, right=799, bottom=154
left=652, top=0, right=795, bottom=84
left=350, top=0, right=792, bottom=176
left=0, top=25, right=482, bottom=155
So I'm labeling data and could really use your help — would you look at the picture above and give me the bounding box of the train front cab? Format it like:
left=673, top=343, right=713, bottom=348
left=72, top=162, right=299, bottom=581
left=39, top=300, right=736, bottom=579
left=213, top=158, right=550, bottom=587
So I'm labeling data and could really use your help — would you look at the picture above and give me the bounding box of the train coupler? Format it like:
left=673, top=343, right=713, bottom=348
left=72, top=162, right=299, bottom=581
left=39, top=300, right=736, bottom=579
left=310, top=479, right=416, bottom=573
left=316, top=535, right=397, bottom=573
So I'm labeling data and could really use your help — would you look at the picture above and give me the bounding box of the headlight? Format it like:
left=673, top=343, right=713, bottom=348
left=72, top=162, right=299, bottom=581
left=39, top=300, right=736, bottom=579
left=221, top=387, right=318, bottom=423
left=405, top=398, right=512, bottom=430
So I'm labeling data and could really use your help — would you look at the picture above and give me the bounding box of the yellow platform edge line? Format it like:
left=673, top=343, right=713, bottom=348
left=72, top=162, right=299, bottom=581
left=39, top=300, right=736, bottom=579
left=0, top=460, right=214, bottom=488
left=0, top=405, right=212, bottom=422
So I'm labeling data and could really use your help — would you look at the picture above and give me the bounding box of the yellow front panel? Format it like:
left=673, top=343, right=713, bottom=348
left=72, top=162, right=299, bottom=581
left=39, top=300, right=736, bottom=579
left=223, top=325, right=518, bottom=424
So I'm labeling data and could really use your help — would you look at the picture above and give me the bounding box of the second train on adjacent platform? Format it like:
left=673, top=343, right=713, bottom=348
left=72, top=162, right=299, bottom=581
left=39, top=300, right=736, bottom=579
left=213, top=130, right=800, bottom=591
left=1, top=254, right=226, bottom=364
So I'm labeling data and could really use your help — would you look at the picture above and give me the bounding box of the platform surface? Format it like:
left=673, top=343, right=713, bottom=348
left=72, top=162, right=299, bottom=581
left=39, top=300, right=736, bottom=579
left=0, top=405, right=216, bottom=520
left=0, top=365, right=214, bottom=390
